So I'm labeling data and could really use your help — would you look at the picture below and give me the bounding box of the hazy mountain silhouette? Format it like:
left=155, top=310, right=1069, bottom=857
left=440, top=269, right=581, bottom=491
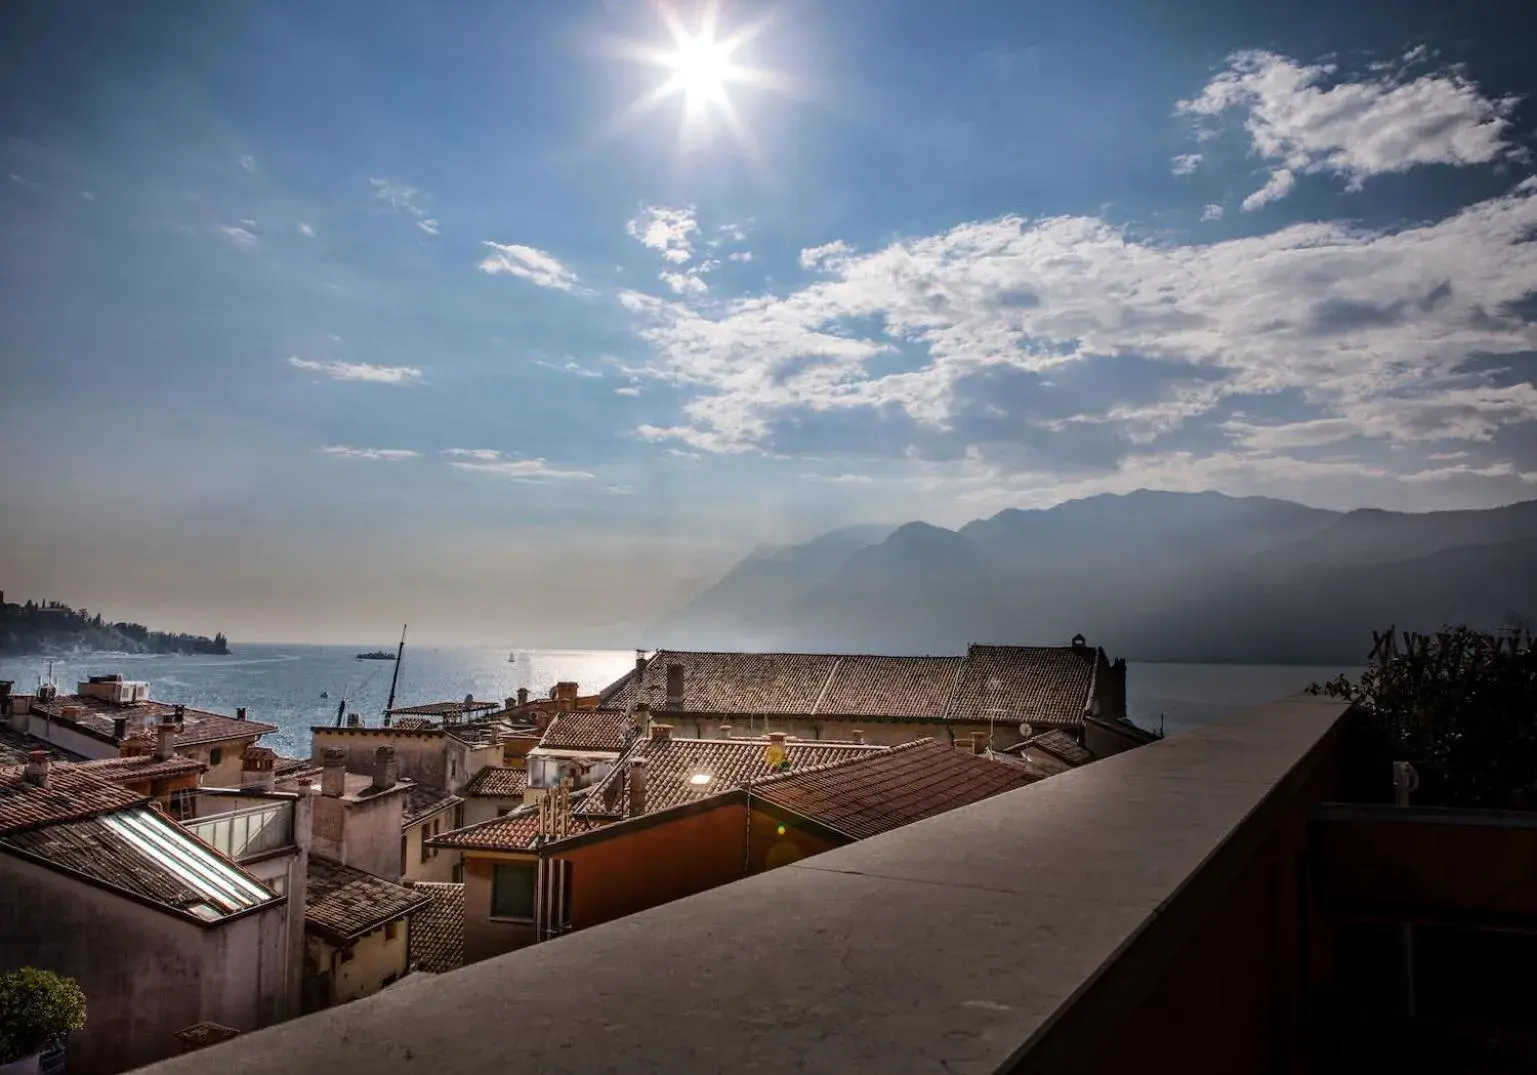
left=652, top=491, right=1537, bottom=664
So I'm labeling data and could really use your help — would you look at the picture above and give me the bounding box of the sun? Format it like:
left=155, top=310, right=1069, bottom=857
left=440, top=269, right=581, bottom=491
left=656, top=10, right=744, bottom=121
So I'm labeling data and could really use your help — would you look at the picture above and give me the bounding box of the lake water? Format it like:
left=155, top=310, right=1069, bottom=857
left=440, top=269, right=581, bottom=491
left=0, top=644, right=1358, bottom=757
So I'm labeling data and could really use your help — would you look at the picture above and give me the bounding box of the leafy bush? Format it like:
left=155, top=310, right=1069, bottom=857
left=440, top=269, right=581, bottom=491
left=1311, top=626, right=1537, bottom=809
left=0, top=968, right=86, bottom=1063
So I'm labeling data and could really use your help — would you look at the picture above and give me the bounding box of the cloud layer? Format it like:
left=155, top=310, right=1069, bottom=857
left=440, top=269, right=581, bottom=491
left=288, top=357, right=424, bottom=384
left=478, top=242, right=579, bottom=290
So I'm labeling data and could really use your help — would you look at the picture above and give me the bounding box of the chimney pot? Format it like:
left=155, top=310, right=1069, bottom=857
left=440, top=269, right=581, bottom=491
left=516, top=687, right=529, bottom=707
left=372, top=746, right=399, bottom=790
left=23, top=749, right=50, bottom=787
left=173, top=704, right=186, bottom=726
left=627, top=757, right=649, bottom=818
left=851, top=729, right=865, bottom=744
left=112, top=717, right=128, bottom=740
left=665, top=663, right=684, bottom=709
left=719, top=724, right=732, bottom=739
left=650, top=723, right=673, bottom=742
left=971, top=731, right=988, bottom=755
left=156, top=711, right=178, bottom=761
left=768, top=732, right=787, bottom=745
left=236, top=707, right=247, bottom=722
left=321, top=748, right=347, bottom=797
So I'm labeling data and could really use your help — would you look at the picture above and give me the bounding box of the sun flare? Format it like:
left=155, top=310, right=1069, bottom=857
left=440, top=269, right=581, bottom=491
left=663, top=27, right=737, bottom=111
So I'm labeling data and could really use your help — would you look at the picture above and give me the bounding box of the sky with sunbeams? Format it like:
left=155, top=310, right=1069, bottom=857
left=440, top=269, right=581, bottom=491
left=1, top=0, right=1535, bottom=644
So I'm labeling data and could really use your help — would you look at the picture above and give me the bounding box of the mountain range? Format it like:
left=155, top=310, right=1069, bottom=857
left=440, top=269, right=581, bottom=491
left=652, top=491, right=1537, bottom=665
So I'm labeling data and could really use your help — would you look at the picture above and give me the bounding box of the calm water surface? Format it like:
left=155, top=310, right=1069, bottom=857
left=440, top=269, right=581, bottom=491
left=0, top=644, right=1358, bottom=756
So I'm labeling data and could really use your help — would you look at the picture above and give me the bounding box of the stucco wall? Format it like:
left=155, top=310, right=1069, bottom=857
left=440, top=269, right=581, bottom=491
left=16, top=712, right=115, bottom=758
left=307, top=922, right=410, bottom=1006
left=462, top=855, right=537, bottom=963
left=191, top=738, right=260, bottom=788
left=312, top=729, right=447, bottom=789
left=402, top=811, right=460, bottom=883
left=462, top=796, right=521, bottom=827
left=310, top=789, right=405, bottom=882
left=0, top=853, right=287, bottom=1075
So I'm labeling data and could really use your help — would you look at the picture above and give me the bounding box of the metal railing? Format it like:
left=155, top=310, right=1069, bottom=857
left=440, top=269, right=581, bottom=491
left=184, top=801, right=294, bottom=862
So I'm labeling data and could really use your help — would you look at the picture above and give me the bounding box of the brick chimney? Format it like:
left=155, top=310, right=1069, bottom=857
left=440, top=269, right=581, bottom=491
left=23, top=749, right=49, bottom=787
left=665, top=663, right=684, bottom=710
left=971, top=731, right=988, bottom=755
left=156, top=712, right=178, bottom=761
left=634, top=702, right=652, bottom=738
left=242, top=747, right=276, bottom=792
left=372, top=746, right=399, bottom=790
left=517, top=687, right=529, bottom=708
left=321, top=748, right=347, bottom=797
left=650, top=723, right=673, bottom=742
left=627, top=758, right=649, bottom=818
left=851, top=729, right=865, bottom=745
left=554, top=682, right=578, bottom=705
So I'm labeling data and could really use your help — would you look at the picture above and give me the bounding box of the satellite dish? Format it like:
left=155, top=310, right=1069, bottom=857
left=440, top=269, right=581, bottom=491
left=1017, top=722, right=1033, bottom=739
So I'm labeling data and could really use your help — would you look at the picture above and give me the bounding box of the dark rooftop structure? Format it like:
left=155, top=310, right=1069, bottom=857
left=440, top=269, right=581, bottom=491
left=598, top=639, right=1123, bottom=730
left=407, top=882, right=465, bottom=974
left=304, top=857, right=431, bottom=945
left=0, top=724, right=86, bottom=767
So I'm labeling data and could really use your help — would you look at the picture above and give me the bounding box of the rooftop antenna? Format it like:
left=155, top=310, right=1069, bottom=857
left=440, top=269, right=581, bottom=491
left=382, top=625, right=407, bottom=727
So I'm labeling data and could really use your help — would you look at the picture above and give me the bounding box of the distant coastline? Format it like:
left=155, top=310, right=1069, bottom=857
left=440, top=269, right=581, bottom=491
left=0, top=594, right=229, bottom=658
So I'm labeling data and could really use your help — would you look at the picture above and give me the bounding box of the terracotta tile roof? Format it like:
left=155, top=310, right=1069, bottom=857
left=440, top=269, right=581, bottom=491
left=815, top=656, right=965, bottom=718
left=750, top=739, right=1039, bottom=841
left=29, top=694, right=278, bottom=747
left=461, top=766, right=527, bottom=798
left=429, top=806, right=605, bottom=853
left=1023, top=729, right=1094, bottom=767
left=578, top=735, right=888, bottom=819
left=598, top=643, right=1105, bottom=728
left=0, top=764, right=146, bottom=835
left=305, top=857, right=431, bottom=944
left=0, top=726, right=85, bottom=767
left=74, top=754, right=207, bottom=785
left=407, top=882, right=465, bottom=973
left=2, top=806, right=278, bottom=920
left=402, top=784, right=461, bottom=827
left=444, top=724, right=502, bottom=747
left=390, top=717, right=435, bottom=731
left=945, top=644, right=1098, bottom=727
left=387, top=700, right=501, bottom=717
left=540, top=710, right=632, bottom=753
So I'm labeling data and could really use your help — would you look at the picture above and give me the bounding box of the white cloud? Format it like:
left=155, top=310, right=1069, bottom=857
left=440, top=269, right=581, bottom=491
left=81, top=190, right=94, bottom=200
left=615, top=386, right=642, bottom=397
left=719, top=223, right=749, bottom=243
left=1200, top=203, right=1225, bottom=222
left=533, top=359, right=603, bottom=379
left=1402, top=461, right=1537, bottom=483
left=1171, top=153, right=1203, bottom=176
left=298, top=222, right=316, bottom=238
left=1179, top=49, right=1523, bottom=208
left=444, top=450, right=595, bottom=480
left=240, top=218, right=258, bottom=229
left=318, top=445, right=419, bottom=461
left=728, top=251, right=754, bottom=262
left=417, top=218, right=440, bottom=236
left=220, top=225, right=258, bottom=246
left=802, top=473, right=873, bottom=483
left=287, top=357, right=424, bottom=384
left=477, top=242, right=579, bottom=291
left=617, top=178, right=1537, bottom=483
left=667, top=448, right=702, bottom=460
left=799, top=240, right=853, bottom=271
left=628, top=206, right=699, bottom=264
left=1240, top=168, right=1295, bottom=212
left=370, top=177, right=433, bottom=223
left=238, top=155, right=255, bottom=172
left=659, top=270, right=709, bottom=297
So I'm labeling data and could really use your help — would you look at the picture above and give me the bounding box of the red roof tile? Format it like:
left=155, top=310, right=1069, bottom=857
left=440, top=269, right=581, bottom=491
left=461, top=766, right=528, bottom=798
left=539, top=711, right=632, bottom=753
left=402, top=784, right=461, bottom=826
left=0, top=764, right=146, bottom=835
left=816, top=656, right=964, bottom=718
left=751, top=739, right=1039, bottom=841
left=74, top=755, right=207, bottom=785
left=407, top=882, right=465, bottom=973
left=601, top=652, right=839, bottom=715
left=305, top=857, right=430, bottom=943
left=30, top=694, right=278, bottom=747
left=429, top=808, right=605, bottom=853
left=944, top=645, right=1099, bottom=727
left=578, top=735, right=888, bottom=819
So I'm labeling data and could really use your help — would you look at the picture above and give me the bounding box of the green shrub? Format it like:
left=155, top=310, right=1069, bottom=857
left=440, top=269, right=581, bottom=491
left=0, top=968, right=86, bottom=1063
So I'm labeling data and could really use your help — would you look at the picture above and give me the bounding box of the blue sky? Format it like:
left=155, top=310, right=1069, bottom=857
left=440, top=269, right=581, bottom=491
left=2, top=0, right=1535, bottom=644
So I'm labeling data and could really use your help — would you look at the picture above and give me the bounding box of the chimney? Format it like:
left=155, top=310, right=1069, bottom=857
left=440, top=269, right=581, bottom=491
left=347, top=713, right=362, bottom=728
left=236, top=707, right=247, bottom=722
left=634, top=702, right=652, bottom=737
left=971, top=731, right=988, bottom=756
left=635, top=650, right=648, bottom=678
left=851, top=729, right=865, bottom=745
left=650, top=723, right=673, bottom=742
left=766, top=731, right=788, bottom=768
left=23, top=749, right=49, bottom=788
left=504, top=696, right=517, bottom=712
left=156, top=712, right=178, bottom=761
left=173, top=704, right=186, bottom=726
left=627, top=758, right=649, bottom=818
left=665, top=663, right=684, bottom=710
left=321, top=748, right=347, bottom=797
left=112, top=717, right=128, bottom=741
left=372, top=746, right=399, bottom=790
left=242, top=748, right=276, bottom=792
left=554, top=682, right=578, bottom=705
left=1071, top=633, right=1087, bottom=650
left=516, top=687, right=529, bottom=708
left=719, top=724, right=732, bottom=739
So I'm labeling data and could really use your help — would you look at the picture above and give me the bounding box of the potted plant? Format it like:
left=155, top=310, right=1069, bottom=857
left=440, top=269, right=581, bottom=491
left=0, top=968, right=86, bottom=1075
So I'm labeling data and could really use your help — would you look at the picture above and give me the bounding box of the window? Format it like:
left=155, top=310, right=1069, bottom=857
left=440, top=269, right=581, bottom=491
left=385, top=921, right=399, bottom=942
left=401, top=835, right=408, bottom=870
left=209, top=747, right=223, bottom=766
left=490, top=863, right=536, bottom=920
left=454, top=803, right=464, bottom=828
left=168, top=788, right=196, bottom=821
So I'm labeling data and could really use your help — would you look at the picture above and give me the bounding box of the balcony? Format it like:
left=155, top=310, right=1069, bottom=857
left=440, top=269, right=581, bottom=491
left=133, top=694, right=1362, bottom=1074
left=184, top=799, right=295, bottom=863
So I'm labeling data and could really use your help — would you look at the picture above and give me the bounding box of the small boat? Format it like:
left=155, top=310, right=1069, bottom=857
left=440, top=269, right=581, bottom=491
left=355, top=651, right=397, bottom=661
left=320, top=691, right=329, bottom=698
